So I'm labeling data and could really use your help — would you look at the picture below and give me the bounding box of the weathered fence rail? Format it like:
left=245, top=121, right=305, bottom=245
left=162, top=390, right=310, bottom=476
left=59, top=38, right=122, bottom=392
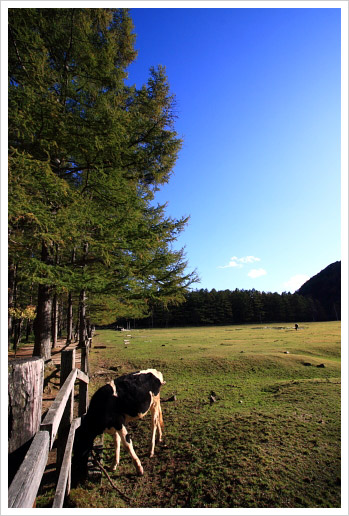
left=8, top=342, right=91, bottom=509
left=53, top=417, right=81, bottom=508
left=8, top=431, right=50, bottom=508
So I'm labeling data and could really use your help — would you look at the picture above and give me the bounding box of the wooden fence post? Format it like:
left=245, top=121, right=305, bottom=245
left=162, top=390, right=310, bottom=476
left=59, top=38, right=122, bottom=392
left=56, top=349, right=75, bottom=470
left=80, top=342, right=89, bottom=374
left=8, top=357, right=44, bottom=484
left=79, top=344, right=89, bottom=416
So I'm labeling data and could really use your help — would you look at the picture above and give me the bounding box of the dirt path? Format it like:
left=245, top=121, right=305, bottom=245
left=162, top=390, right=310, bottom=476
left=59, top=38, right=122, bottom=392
left=8, top=338, right=82, bottom=368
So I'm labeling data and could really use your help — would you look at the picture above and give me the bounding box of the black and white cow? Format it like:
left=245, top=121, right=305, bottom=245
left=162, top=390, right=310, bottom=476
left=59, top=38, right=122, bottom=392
left=72, top=369, right=165, bottom=481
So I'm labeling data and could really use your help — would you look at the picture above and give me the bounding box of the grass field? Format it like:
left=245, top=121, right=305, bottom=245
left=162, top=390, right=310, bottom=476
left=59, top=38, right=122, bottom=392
left=66, top=322, right=341, bottom=509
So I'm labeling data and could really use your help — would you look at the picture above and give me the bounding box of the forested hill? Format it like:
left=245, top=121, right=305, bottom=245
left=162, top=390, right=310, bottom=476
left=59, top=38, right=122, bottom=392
left=296, top=261, right=341, bottom=321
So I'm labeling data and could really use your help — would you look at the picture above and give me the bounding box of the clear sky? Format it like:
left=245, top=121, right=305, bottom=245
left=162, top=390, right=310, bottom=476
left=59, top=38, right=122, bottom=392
left=126, top=5, right=343, bottom=294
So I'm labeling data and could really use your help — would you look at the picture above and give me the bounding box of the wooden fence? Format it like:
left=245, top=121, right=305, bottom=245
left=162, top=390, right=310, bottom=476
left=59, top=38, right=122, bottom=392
left=8, top=340, right=91, bottom=509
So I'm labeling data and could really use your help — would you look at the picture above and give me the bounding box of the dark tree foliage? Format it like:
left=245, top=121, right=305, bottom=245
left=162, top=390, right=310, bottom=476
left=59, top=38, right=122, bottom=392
left=121, top=278, right=340, bottom=329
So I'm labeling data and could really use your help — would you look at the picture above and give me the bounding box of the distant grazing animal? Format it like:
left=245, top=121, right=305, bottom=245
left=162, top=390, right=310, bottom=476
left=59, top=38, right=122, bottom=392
left=72, top=369, right=165, bottom=481
left=295, top=323, right=299, bottom=330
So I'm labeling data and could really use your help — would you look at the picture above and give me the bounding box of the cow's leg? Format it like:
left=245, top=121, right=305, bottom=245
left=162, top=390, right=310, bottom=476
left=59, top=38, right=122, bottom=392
left=158, top=401, right=164, bottom=439
left=149, top=409, right=157, bottom=458
left=117, top=425, right=143, bottom=476
left=110, top=430, right=121, bottom=471
left=149, top=395, right=163, bottom=457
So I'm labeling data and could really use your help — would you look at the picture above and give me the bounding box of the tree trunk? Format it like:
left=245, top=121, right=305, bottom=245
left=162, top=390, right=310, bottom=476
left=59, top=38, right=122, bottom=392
left=25, top=289, right=34, bottom=342
left=74, top=319, right=79, bottom=342
left=66, top=248, right=76, bottom=344
left=8, top=262, right=17, bottom=348
left=52, top=294, right=58, bottom=348
left=66, top=292, right=73, bottom=344
left=86, top=318, right=91, bottom=338
left=33, top=284, right=52, bottom=361
left=51, top=244, right=60, bottom=348
left=25, top=320, right=32, bottom=342
left=33, top=242, right=53, bottom=361
left=333, top=302, right=339, bottom=321
left=13, top=319, right=24, bottom=355
left=78, top=289, right=87, bottom=347
left=78, top=243, right=89, bottom=348
left=58, top=298, right=64, bottom=337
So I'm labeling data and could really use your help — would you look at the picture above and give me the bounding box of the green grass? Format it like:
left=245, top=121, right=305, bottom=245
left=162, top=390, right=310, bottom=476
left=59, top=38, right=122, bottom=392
left=62, top=322, right=340, bottom=508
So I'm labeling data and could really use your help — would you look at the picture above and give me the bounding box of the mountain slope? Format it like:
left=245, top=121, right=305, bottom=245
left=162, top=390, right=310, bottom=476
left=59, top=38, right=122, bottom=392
left=297, top=261, right=341, bottom=320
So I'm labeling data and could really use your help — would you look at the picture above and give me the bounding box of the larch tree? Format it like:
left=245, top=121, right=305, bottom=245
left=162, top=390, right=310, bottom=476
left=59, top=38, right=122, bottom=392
left=8, top=8, right=197, bottom=361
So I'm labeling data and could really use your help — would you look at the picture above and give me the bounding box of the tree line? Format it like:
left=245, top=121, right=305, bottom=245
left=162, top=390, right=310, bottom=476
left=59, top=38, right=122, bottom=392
left=115, top=287, right=337, bottom=329
left=8, top=8, right=198, bottom=359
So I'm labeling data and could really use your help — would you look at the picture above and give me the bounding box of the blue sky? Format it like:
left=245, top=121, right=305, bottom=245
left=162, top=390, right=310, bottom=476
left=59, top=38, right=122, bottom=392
left=126, top=6, right=343, bottom=294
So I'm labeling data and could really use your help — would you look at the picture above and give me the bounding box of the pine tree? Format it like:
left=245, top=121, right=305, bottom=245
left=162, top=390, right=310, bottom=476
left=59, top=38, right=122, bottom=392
left=8, top=8, right=197, bottom=360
